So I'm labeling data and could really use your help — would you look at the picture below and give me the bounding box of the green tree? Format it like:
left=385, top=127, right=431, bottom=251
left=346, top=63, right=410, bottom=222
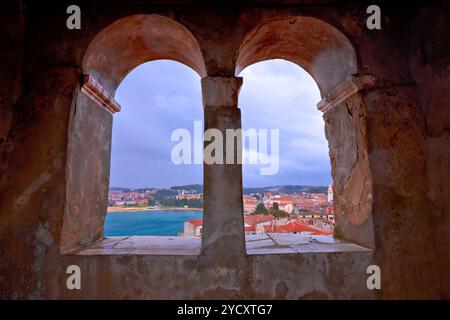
left=253, top=203, right=269, bottom=215
left=271, top=209, right=289, bottom=218
left=269, top=202, right=289, bottom=218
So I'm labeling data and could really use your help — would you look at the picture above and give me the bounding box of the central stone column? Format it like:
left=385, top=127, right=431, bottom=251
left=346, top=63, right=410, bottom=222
left=201, top=76, right=245, bottom=258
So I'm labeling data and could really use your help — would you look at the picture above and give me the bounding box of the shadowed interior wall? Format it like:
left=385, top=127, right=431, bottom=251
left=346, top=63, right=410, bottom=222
left=409, top=2, right=450, bottom=298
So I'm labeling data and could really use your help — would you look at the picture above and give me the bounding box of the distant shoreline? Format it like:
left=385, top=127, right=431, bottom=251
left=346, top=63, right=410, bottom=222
left=107, top=206, right=203, bottom=213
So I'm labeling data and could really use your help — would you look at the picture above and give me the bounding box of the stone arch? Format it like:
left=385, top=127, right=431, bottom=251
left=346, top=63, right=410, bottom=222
left=60, top=14, right=206, bottom=253
left=235, top=16, right=358, bottom=97
left=82, top=14, right=207, bottom=94
left=235, top=17, right=374, bottom=248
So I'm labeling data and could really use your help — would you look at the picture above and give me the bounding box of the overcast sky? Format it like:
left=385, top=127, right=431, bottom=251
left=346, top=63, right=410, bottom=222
left=110, top=59, right=332, bottom=188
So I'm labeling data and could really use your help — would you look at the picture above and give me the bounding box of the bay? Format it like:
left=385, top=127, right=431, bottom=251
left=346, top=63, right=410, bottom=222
left=104, top=210, right=203, bottom=236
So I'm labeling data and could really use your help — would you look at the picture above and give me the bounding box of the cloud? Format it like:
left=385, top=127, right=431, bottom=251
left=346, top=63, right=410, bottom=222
left=239, top=59, right=331, bottom=187
left=109, top=59, right=332, bottom=188
left=110, top=60, right=203, bottom=188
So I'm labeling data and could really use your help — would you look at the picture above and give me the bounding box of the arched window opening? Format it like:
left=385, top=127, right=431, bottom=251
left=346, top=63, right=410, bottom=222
left=104, top=60, right=204, bottom=238
left=60, top=14, right=208, bottom=254
left=234, top=16, right=373, bottom=253
left=239, top=59, right=334, bottom=252
left=60, top=13, right=372, bottom=256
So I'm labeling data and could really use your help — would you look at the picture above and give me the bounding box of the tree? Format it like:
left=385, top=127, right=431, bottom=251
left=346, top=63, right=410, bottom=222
left=253, top=203, right=269, bottom=215
left=269, top=202, right=289, bottom=218
left=271, top=209, right=289, bottom=218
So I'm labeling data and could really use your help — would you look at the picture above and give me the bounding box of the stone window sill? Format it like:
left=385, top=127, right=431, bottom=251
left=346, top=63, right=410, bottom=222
left=68, top=236, right=201, bottom=256
left=245, top=233, right=370, bottom=255
left=67, top=234, right=370, bottom=256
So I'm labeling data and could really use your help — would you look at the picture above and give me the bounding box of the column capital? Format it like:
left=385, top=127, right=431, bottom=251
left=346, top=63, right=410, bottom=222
left=201, top=76, right=243, bottom=108
left=317, top=75, right=375, bottom=114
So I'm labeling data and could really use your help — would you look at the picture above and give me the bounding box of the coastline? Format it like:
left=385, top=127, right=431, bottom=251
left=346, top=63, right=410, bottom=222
left=107, top=206, right=203, bottom=213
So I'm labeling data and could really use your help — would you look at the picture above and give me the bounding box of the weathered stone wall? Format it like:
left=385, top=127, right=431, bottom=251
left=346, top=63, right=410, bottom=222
left=0, top=1, right=25, bottom=204
left=325, top=97, right=375, bottom=250
left=363, top=87, right=439, bottom=298
left=0, top=0, right=448, bottom=299
left=409, top=2, right=450, bottom=298
left=60, top=92, right=113, bottom=253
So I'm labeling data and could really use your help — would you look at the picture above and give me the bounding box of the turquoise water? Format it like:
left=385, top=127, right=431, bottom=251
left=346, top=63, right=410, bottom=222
left=104, top=210, right=203, bottom=236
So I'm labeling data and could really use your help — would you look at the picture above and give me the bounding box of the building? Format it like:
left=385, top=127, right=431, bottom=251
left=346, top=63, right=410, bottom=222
left=272, top=196, right=293, bottom=213
left=243, top=195, right=257, bottom=214
left=264, top=220, right=333, bottom=235
left=328, top=184, right=333, bottom=203
left=326, top=206, right=334, bottom=222
left=263, top=195, right=294, bottom=213
left=176, top=193, right=203, bottom=200
left=108, top=188, right=153, bottom=206
left=244, top=214, right=275, bottom=234
left=182, top=219, right=203, bottom=237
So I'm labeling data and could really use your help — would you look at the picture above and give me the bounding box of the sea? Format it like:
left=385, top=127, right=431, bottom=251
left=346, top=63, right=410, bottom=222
left=104, top=210, right=203, bottom=236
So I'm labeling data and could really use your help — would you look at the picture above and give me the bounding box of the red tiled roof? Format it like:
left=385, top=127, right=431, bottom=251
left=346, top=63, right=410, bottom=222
left=186, top=219, right=203, bottom=227
left=272, top=197, right=293, bottom=202
left=266, top=221, right=332, bottom=235
left=244, top=214, right=275, bottom=226
left=294, top=200, right=316, bottom=207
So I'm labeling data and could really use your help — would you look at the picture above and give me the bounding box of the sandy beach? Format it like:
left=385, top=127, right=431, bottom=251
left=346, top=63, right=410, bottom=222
left=107, top=206, right=203, bottom=213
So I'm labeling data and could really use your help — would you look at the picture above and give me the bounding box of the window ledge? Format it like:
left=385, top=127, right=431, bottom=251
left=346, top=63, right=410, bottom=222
left=69, top=236, right=201, bottom=256
left=246, top=233, right=371, bottom=255
left=67, top=234, right=370, bottom=256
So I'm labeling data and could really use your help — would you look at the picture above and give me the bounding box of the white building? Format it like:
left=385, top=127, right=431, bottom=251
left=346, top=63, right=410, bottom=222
left=328, top=184, right=333, bottom=203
